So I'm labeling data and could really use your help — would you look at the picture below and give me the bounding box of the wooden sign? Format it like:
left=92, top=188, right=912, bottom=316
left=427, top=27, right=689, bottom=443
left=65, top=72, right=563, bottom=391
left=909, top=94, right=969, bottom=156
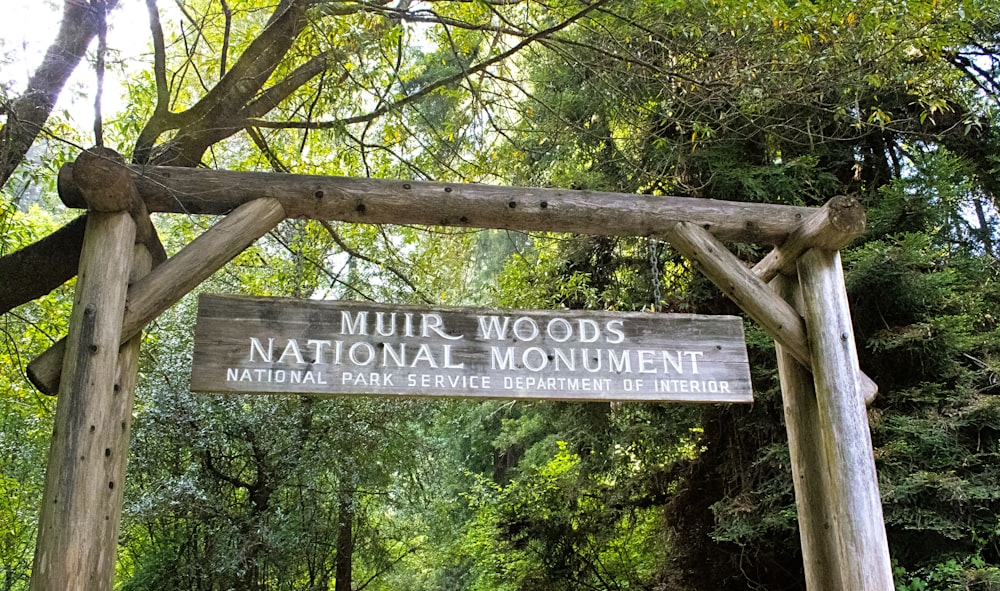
left=190, top=294, right=753, bottom=403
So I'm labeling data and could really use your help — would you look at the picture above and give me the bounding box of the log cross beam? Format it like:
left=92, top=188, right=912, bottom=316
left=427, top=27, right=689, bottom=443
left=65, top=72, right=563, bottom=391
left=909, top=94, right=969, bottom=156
left=57, top=163, right=818, bottom=245
left=71, top=148, right=168, bottom=265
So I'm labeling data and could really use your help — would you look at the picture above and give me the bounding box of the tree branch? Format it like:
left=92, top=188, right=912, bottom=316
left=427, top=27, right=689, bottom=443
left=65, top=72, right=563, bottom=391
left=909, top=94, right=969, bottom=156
left=0, top=216, right=87, bottom=315
left=94, top=0, right=109, bottom=147
left=246, top=126, right=290, bottom=173
left=0, top=0, right=117, bottom=189
left=220, top=0, right=232, bottom=77
left=244, top=51, right=336, bottom=119
left=320, top=220, right=433, bottom=304
left=134, top=0, right=175, bottom=164
left=247, top=0, right=612, bottom=130
left=135, top=0, right=313, bottom=165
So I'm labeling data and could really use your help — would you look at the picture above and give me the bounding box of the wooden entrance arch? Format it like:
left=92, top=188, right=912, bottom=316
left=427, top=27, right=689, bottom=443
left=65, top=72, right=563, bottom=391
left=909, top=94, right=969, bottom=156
left=26, top=147, right=892, bottom=590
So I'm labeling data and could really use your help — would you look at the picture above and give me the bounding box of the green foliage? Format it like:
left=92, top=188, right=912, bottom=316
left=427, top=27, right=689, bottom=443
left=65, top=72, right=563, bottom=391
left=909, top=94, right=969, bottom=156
left=0, top=201, right=71, bottom=591
left=2, top=0, right=1000, bottom=589
left=894, top=555, right=1000, bottom=591
left=121, top=293, right=438, bottom=590
left=463, top=440, right=656, bottom=591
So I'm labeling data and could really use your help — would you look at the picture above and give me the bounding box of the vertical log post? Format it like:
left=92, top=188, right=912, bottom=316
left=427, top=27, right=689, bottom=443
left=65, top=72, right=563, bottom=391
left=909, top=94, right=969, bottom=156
left=773, top=274, right=843, bottom=590
left=30, top=149, right=140, bottom=591
left=797, top=248, right=893, bottom=590
left=94, top=244, right=152, bottom=574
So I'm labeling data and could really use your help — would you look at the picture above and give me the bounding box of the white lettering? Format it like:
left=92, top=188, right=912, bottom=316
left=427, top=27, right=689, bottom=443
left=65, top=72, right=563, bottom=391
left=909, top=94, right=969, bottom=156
left=279, top=339, right=305, bottom=364
left=581, top=349, right=602, bottom=372
left=375, top=312, right=396, bottom=336
left=348, top=342, right=376, bottom=365
left=422, top=313, right=463, bottom=340
left=478, top=315, right=510, bottom=340
left=546, top=318, right=573, bottom=342
left=522, top=347, right=548, bottom=372
left=249, top=337, right=274, bottom=362
left=577, top=319, right=600, bottom=343
left=685, top=351, right=704, bottom=374
left=307, top=339, right=331, bottom=364
left=662, top=351, right=684, bottom=373
left=553, top=348, right=576, bottom=371
left=608, top=350, right=631, bottom=373
left=638, top=350, right=657, bottom=373
left=512, top=317, right=539, bottom=341
left=442, top=345, right=464, bottom=369
left=383, top=343, right=406, bottom=367
left=411, top=344, right=438, bottom=368
left=605, top=320, right=625, bottom=344
left=341, top=311, right=368, bottom=335
left=491, top=347, right=515, bottom=370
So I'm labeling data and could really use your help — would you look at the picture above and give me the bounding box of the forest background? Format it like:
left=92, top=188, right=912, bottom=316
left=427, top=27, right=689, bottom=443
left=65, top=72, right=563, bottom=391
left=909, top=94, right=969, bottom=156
left=2, top=0, right=1000, bottom=589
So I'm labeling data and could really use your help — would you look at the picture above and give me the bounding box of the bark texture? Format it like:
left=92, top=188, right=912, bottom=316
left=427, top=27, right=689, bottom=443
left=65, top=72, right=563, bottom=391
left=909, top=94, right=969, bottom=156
left=0, top=0, right=115, bottom=188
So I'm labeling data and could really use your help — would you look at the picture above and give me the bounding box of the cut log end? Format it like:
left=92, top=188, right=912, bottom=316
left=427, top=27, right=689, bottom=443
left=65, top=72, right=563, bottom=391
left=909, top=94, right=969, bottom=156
left=72, top=148, right=134, bottom=213
left=826, top=194, right=867, bottom=241
left=27, top=334, right=67, bottom=397
left=27, top=357, right=60, bottom=396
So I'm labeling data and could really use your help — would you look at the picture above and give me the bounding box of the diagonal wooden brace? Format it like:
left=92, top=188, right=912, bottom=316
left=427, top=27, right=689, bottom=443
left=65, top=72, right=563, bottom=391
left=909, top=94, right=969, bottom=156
left=666, top=221, right=878, bottom=403
left=28, top=198, right=286, bottom=395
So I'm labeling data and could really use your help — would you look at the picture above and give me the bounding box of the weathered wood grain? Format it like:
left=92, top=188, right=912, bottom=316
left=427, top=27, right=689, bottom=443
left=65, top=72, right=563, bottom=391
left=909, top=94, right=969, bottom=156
left=68, top=148, right=167, bottom=264
left=753, top=195, right=866, bottom=283
left=92, top=244, right=151, bottom=590
left=30, top=211, right=135, bottom=591
left=666, top=222, right=878, bottom=402
left=797, top=248, right=893, bottom=590
left=774, top=274, right=843, bottom=591
left=191, top=295, right=754, bottom=403
left=28, top=198, right=286, bottom=395
left=58, top=163, right=818, bottom=245
left=72, top=148, right=135, bottom=212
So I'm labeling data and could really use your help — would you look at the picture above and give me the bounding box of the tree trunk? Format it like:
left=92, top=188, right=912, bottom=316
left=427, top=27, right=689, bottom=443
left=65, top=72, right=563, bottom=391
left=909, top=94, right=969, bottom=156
left=335, top=492, right=354, bottom=591
left=0, top=1, right=116, bottom=189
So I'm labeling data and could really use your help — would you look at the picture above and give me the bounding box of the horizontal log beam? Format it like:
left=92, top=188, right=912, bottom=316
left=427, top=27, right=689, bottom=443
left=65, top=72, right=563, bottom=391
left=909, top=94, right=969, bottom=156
left=754, top=195, right=866, bottom=283
left=28, top=198, right=286, bottom=395
left=666, top=222, right=877, bottom=403
left=58, top=164, right=818, bottom=245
